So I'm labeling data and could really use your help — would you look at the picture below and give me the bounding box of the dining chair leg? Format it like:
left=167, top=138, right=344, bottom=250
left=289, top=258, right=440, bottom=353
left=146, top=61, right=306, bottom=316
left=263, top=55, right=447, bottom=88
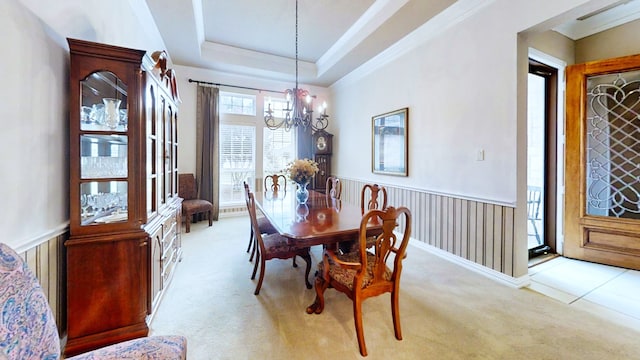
left=292, top=257, right=298, bottom=268
left=185, top=213, right=191, bottom=233
left=353, top=297, right=367, bottom=357
left=247, top=227, right=253, bottom=252
left=254, top=256, right=266, bottom=295
left=300, top=251, right=312, bottom=289
left=251, top=248, right=260, bottom=280
left=391, top=288, right=402, bottom=340
left=249, top=230, right=257, bottom=262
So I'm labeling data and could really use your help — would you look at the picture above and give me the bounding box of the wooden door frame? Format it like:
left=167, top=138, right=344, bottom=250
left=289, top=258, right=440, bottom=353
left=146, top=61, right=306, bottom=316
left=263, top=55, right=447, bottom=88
left=565, top=54, right=640, bottom=270
left=528, top=57, right=559, bottom=254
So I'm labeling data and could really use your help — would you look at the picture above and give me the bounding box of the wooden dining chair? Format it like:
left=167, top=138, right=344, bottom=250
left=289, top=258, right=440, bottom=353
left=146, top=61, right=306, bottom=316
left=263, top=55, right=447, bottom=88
left=361, top=183, right=387, bottom=215
left=246, top=191, right=312, bottom=295
left=325, top=176, right=342, bottom=200
left=307, top=206, right=412, bottom=356
left=264, top=174, right=287, bottom=193
left=244, top=181, right=277, bottom=262
left=339, top=183, right=388, bottom=253
left=360, top=183, right=388, bottom=249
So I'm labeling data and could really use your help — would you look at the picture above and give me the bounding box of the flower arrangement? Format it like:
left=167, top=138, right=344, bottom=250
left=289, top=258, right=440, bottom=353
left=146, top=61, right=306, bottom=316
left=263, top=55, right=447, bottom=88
left=285, top=158, right=319, bottom=185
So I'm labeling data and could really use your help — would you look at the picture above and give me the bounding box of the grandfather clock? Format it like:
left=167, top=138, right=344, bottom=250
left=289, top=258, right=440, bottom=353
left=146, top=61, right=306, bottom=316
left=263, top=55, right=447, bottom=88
left=312, top=130, right=333, bottom=192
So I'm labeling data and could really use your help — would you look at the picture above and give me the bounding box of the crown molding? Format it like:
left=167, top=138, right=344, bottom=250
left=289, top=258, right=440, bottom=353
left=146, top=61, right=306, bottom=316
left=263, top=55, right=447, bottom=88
left=333, top=0, right=495, bottom=89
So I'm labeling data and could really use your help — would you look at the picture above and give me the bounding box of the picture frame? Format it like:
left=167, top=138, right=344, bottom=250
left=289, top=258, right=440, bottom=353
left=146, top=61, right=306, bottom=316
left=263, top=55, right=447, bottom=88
left=372, top=107, right=408, bottom=176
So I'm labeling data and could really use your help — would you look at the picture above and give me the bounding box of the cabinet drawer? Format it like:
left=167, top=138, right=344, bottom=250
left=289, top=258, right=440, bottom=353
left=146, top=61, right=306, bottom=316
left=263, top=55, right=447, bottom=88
left=161, top=232, right=176, bottom=261
left=161, top=245, right=178, bottom=283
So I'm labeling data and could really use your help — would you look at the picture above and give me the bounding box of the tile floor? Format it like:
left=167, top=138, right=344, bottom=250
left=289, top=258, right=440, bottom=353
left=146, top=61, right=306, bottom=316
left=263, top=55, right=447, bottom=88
left=528, top=255, right=640, bottom=331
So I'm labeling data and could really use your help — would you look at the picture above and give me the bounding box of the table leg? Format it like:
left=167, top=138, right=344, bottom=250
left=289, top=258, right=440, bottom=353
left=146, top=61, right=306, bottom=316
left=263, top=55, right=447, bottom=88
left=306, top=275, right=326, bottom=314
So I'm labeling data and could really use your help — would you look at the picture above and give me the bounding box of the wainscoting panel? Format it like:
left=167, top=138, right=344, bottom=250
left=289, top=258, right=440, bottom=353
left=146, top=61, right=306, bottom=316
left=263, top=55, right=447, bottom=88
left=21, top=233, right=67, bottom=334
left=341, top=178, right=517, bottom=277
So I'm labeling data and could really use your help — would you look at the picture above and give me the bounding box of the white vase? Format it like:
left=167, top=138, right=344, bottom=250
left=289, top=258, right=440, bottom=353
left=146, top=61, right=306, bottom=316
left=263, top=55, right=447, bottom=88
left=296, top=181, right=309, bottom=204
left=103, top=98, right=122, bottom=129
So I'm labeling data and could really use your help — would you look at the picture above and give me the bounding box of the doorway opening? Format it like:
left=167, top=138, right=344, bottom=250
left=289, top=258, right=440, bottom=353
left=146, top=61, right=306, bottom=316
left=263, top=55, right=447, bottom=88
left=527, top=56, right=560, bottom=260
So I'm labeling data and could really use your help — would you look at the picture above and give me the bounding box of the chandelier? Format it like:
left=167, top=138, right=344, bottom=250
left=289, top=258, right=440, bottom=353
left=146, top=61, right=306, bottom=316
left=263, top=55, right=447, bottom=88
left=264, top=0, right=329, bottom=132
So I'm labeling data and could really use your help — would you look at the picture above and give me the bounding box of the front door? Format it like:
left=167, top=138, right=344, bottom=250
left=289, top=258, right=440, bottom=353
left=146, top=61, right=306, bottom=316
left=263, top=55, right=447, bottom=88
left=565, top=54, right=640, bottom=270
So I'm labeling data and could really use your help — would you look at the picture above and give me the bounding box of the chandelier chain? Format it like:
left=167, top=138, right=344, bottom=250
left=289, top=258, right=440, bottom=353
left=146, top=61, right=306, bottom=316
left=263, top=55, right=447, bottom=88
left=295, top=0, right=299, bottom=90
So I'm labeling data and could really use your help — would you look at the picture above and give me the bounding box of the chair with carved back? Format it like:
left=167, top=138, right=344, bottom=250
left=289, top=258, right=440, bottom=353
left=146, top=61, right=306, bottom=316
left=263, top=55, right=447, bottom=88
left=361, top=183, right=388, bottom=249
left=361, top=183, right=388, bottom=215
left=0, top=242, right=187, bottom=359
left=178, top=173, right=213, bottom=233
left=246, top=191, right=312, bottom=294
left=340, top=183, right=388, bottom=253
left=325, top=176, right=342, bottom=200
left=264, top=174, right=287, bottom=193
left=307, top=206, right=412, bottom=356
left=244, top=181, right=278, bottom=262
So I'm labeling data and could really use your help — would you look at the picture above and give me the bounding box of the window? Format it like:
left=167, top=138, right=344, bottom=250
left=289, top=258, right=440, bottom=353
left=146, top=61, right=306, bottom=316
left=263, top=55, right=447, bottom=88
left=218, top=92, right=296, bottom=208
left=263, top=97, right=295, bottom=177
left=220, top=92, right=256, bottom=116
left=263, top=127, right=295, bottom=176
left=265, top=97, right=290, bottom=119
left=219, top=125, right=255, bottom=205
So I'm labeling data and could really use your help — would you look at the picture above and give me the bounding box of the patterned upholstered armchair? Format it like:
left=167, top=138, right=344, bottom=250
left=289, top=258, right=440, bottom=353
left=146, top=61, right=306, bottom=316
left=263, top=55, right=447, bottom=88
left=179, top=173, right=213, bottom=233
left=0, top=243, right=187, bottom=359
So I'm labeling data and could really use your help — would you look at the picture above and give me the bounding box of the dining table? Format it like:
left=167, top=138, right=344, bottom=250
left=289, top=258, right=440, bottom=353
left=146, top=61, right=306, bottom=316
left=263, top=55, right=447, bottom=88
left=253, top=188, right=382, bottom=248
left=254, top=188, right=383, bottom=313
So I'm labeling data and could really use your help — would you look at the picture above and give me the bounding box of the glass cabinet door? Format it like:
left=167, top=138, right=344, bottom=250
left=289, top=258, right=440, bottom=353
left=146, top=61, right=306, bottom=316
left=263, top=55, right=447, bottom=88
left=79, top=71, right=129, bottom=226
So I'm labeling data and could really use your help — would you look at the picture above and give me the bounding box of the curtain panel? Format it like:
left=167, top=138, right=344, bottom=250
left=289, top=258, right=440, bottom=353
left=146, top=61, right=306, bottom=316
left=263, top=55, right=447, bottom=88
left=196, top=86, right=220, bottom=220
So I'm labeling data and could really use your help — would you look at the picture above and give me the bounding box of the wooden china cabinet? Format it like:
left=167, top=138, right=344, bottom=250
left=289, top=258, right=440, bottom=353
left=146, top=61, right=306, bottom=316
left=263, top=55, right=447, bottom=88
left=65, top=39, right=182, bottom=356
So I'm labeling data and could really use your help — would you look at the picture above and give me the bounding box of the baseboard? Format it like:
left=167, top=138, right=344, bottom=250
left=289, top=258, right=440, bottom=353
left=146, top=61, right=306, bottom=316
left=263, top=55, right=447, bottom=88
left=409, top=238, right=531, bottom=288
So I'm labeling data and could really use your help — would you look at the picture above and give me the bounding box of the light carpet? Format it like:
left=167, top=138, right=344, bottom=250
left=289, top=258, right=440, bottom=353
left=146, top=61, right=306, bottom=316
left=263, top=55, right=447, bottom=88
left=149, top=216, right=640, bottom=359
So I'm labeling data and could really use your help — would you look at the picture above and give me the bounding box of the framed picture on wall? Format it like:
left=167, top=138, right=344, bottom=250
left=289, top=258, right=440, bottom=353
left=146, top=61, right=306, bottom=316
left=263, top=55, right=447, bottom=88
left=372, top=107, right=408, bottom=176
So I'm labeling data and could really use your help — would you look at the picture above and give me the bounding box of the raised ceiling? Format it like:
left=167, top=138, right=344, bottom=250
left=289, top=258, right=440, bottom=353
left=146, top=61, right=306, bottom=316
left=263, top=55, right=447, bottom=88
left=146, top=0, right=640, bottom=87
left=146, top=0, right=457, bottom=86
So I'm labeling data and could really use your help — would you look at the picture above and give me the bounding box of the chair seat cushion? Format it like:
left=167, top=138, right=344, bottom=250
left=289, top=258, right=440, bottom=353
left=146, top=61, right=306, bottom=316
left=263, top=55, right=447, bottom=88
left=257, top=216, right=277, bottom=234
left=67, top=335, right=187, bottom=359
left=182, top=199, right=212, bottom=213
left=262, top=233, right=305, bottom=257
left=321, top=251, right=392, bottom=291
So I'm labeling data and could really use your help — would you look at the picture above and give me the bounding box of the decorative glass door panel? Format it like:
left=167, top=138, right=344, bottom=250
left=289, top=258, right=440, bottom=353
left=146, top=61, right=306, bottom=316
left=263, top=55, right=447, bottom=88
left=78, top=70, right=129, bottom=226
left=81, top=71, right=128, bottom=132
left=585, top=71, right=640, bottom=219
left=146, top=82, right=157, bottom=217
left=80, top=135, right=127, bottom=178
left=79, top=181, right=128, bottom=225
left=565, top=54, right=640, bottom=270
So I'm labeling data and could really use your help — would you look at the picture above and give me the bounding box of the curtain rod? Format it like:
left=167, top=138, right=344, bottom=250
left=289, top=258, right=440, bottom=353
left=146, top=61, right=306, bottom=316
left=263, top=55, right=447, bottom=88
left=188, top=78, right=283, bottom=94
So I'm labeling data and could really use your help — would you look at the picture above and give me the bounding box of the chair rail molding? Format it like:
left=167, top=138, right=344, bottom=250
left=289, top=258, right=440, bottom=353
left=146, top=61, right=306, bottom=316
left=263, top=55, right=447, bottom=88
left=339, top=177, right=526, bottom=278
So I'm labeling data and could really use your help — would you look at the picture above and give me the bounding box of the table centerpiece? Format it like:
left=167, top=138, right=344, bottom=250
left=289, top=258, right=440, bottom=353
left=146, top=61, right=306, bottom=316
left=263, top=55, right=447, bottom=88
left=285, top=158, right=319, bottom=205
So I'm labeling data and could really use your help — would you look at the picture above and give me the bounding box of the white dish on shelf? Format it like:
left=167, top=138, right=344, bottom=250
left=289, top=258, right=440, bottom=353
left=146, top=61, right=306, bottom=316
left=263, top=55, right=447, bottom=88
left=94, top=212, right=128, bottom=223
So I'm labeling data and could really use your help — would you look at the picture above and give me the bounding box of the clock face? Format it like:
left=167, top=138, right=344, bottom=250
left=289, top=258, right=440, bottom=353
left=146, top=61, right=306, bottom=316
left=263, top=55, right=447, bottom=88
left=317, top=136, right=327, bottom=150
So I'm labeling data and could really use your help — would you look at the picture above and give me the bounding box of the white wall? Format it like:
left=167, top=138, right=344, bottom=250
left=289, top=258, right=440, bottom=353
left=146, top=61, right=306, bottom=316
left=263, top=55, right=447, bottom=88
left=331, top=0, right=614, bottom=205
left=1, top=0, right=167, bottom=251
